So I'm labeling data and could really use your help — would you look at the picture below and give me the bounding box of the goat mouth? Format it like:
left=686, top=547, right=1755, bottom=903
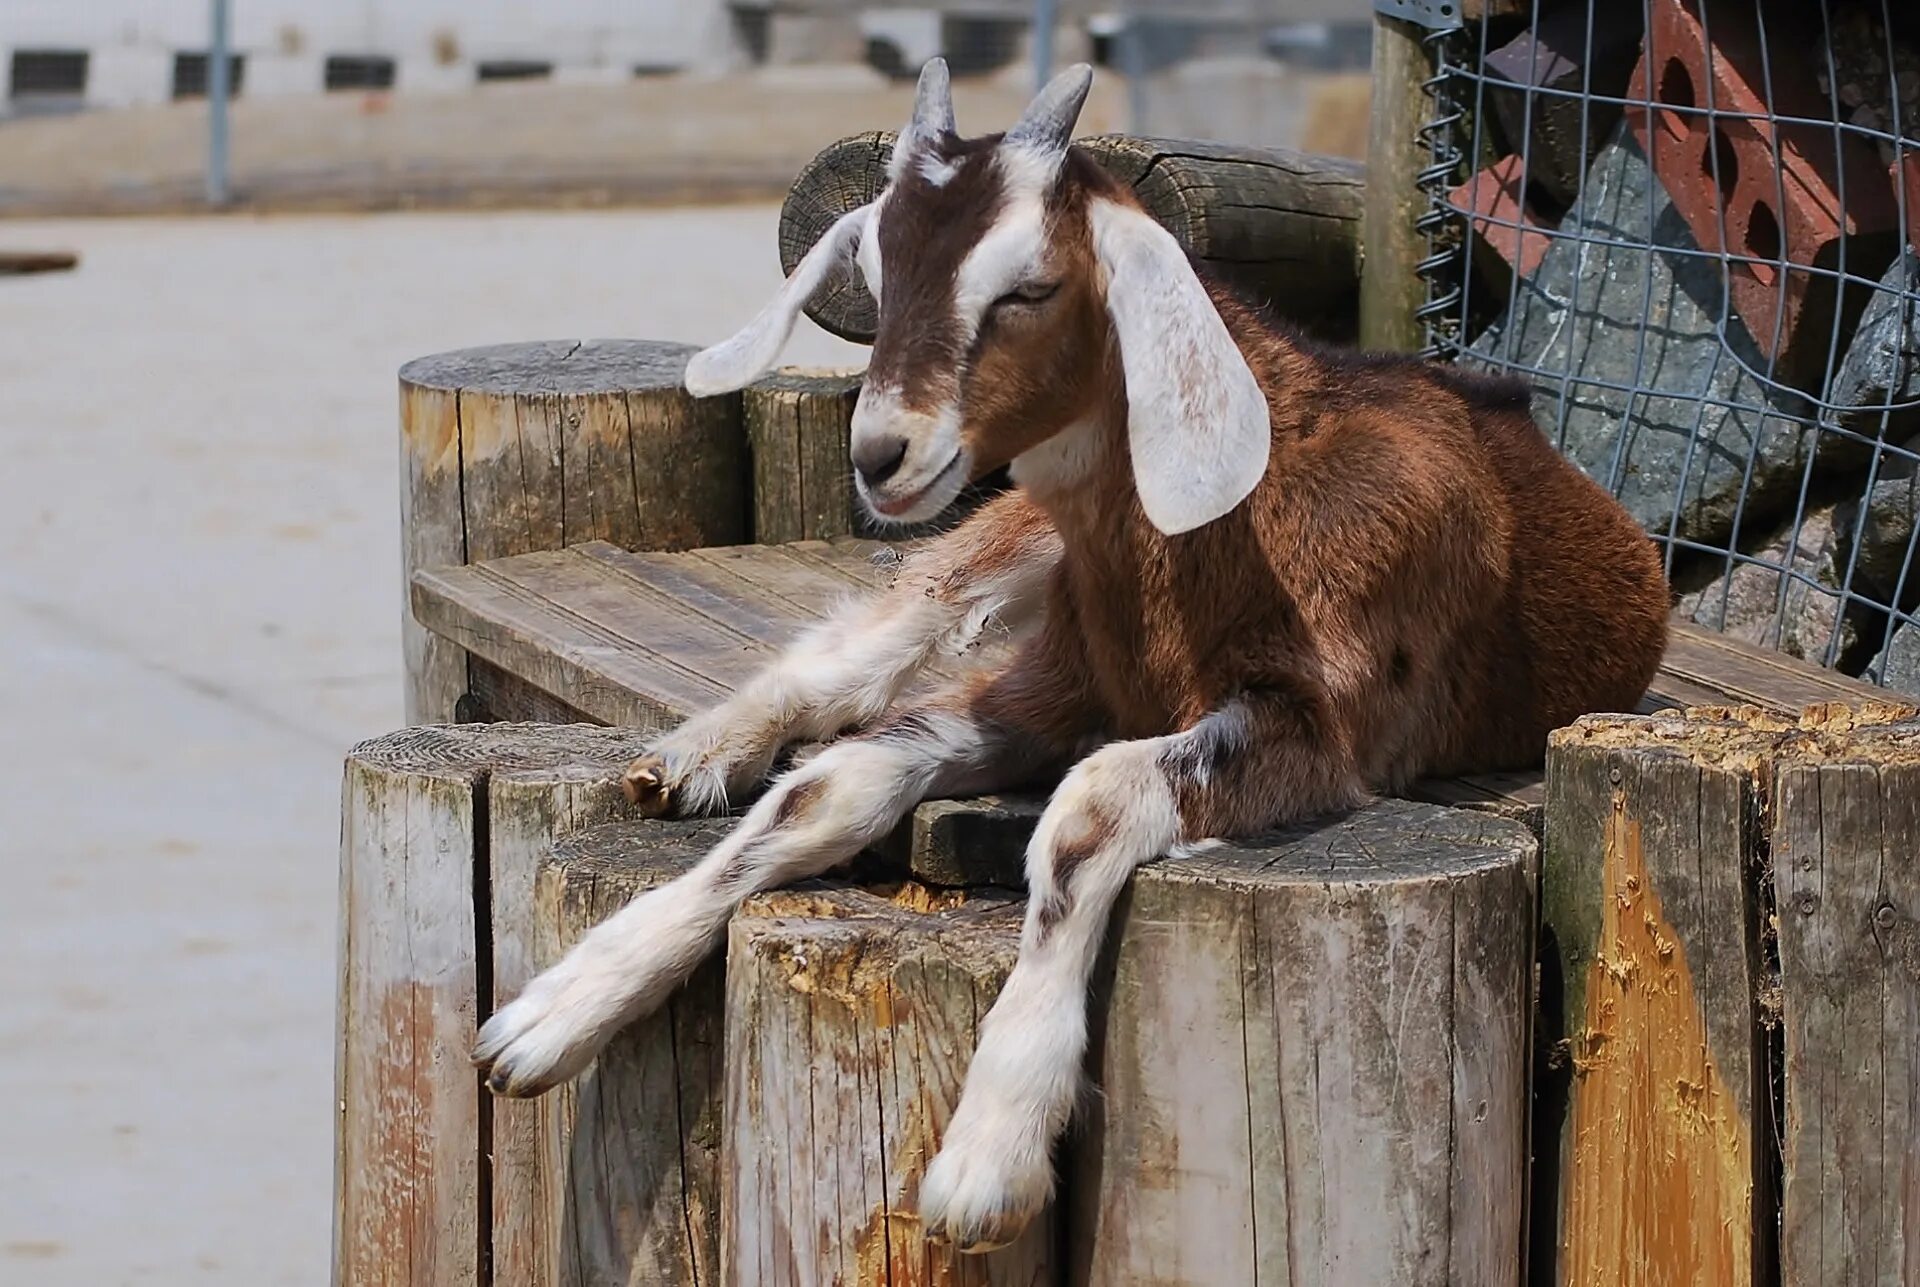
left=869, top=450, right=966, bottom=520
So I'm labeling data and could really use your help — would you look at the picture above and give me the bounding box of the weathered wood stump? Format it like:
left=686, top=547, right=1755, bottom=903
left=518, top=820, right=734, bottom=1286
left=1542, top=709, right=1779, bottom=1287
left=335, top=723, right=648, bottom=1287
left=1539, top=702, right=1920, bottom=1287
left=399, top=340, right=748, bottom=722
left=780, top=131, right=1366, bottom=344
left=743, top=367, right=863, bottom=544
left=1070, top=798, right=1539, bottom=1285
left=1771, top=707, right=1920, bottom=1285
left=724, top=883, right=1056, bottom=1285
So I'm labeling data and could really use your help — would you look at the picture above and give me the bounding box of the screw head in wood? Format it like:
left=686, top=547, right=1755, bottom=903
left=1876, top=903, right=1897, bottom=929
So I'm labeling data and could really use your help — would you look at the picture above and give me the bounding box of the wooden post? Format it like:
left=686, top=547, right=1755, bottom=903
left=1360, top=13, right=1435, bottom=352
left=742, top=368, right=862, bottom=543
left=1772, top=707, right=1920, bottom=1285
left=334, top=722, right=648, bottom=1287
left=1540, top=709, right=1781, bottom=1287
left=1069, top=798, right=1538, bottom=1284
left=780, top=132, right=1366, bottom=344
left=399, top=340, right=749, bottom=723
left=514, top=820, right=735, bottom=1286
left=723, top=883, right=1059, bottom=1285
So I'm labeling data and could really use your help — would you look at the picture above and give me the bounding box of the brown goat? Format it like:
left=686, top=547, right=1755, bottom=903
left=474, top=60, right=1670, bottom=1250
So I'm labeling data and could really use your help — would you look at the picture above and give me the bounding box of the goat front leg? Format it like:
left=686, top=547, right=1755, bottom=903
left=621, top=493, right=1060, bottom=818
left=918, top=692, right=1366, bottom=1251
left=475, top=655, right=1085, bottom=1097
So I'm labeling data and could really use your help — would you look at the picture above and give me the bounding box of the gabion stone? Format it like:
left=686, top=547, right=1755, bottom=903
left=1868, top=620, right=1920, bottom=696
left=1673, top=507, right=1858, bottom=663
left=1464, top=126, right=1814, bottom=546
left=1822, top=254, right=1920, bottom=456
left=1842, top=464, right=1920, bottom=597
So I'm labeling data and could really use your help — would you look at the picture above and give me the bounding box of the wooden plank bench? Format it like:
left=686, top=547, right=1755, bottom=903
left=410, top=535, right=1890, bottom=825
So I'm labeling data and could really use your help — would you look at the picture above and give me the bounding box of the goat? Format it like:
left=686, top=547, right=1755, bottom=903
left=473, top=60, right=1670, bottom=1251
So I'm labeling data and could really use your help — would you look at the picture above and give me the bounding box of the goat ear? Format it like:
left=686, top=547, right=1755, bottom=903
left=683, top=203, right=872, bottom=397
left=1090, top=199, right=1270, bottom=535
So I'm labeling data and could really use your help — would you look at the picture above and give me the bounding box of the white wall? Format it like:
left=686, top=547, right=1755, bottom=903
left=1, top=0, right=738, bottom=107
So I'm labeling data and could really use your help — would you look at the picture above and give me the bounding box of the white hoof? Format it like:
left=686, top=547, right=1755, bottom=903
left=918, top=1112, right=1053, bottom=1253
left=471, top=953, right=631, bottom=1098
left=472, top=883, right=714, bottom=1097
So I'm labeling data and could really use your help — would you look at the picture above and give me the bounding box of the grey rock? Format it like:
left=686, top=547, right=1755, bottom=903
left=1844, top=465, right=1920, bottom=596
left=1822, top=254, right=1920, bottom=456
left=1674, top=507, right=1858, bottom=663
left=1464, top=126, right=1814, bottom=546
left=1868, top=620, right=1920, bottom=697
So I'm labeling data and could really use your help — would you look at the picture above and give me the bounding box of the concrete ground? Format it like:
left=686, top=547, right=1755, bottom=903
left=0, top=207, right=863, bottom=1284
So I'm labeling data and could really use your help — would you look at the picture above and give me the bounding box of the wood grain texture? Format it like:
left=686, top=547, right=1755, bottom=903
left=744, top=368, right=863, bottom=544
left=1069, top=797, right=1537, bottom=1285
left=400, top=377, right=470, bottom=723
left=1360, top=13, right=1434, bottom=353
left=870, top=794, right=1045, bottom=888
left=779, top=131, right=1366, bottom=344
left=522, top=821, right=736, bottom=1287
left=1772, top=711, right=1920, bottom=1287
left=398, top=340, right=748, bottom=723
left=724, top=882, right=1057, bottom=1286
left=335, top=723, right=650, bottom=1287
left=487, top=762, right=659, bottom=1287
left=1540, top=711, right=1778, bottom=1287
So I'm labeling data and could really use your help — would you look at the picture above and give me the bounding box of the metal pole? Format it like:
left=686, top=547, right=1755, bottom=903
left=207, top=0, right=231, bottom=207
left=1121, top=9, right=1148, bottom=135
left=1031, top=0, right=1058, bottom=91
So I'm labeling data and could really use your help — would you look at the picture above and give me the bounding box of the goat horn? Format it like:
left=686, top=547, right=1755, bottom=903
left=906, top=57, right=955, bottom=144
left=1005, top=63, right=1092, bottom=153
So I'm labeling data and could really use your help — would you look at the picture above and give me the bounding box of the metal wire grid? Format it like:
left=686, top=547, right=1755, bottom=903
left=1422, top=0, right=1920, bottom=690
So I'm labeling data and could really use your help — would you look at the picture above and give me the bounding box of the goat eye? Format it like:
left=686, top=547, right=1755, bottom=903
left=992, top=281, right=1059, bottom=310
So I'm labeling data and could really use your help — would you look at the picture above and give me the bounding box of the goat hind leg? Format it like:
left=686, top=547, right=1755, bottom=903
left=919, top=695, right=1364, bottom=1251
left=622, top=493, right=1060, bottom=817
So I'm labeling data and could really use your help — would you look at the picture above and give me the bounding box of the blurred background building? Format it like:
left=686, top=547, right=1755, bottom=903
left=0, top=1, right=1372, bottom=216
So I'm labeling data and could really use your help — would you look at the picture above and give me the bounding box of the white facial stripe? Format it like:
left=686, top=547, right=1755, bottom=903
left=944, top=142, right=1069, bottom=338
left=952, top=194, right=1049, bottom=339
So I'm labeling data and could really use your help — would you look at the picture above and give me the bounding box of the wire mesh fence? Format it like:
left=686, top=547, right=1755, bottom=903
left=1421, top=0, right=1920, bottom=692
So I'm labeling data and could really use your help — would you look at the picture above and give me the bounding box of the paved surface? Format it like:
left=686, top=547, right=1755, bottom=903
left=0, top=207, right=863, bottom=1284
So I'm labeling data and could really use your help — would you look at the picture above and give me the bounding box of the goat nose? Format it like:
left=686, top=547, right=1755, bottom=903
left=853, top=435, right=910, bottom=489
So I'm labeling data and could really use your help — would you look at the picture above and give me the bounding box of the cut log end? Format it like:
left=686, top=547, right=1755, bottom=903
left=399, top=338, right=700, bottom=397
left=347, top=721, right=644, bottom=780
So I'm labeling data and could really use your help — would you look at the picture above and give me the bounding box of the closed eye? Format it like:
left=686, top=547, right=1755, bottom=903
left=991, top=281, right=1059, bottom=309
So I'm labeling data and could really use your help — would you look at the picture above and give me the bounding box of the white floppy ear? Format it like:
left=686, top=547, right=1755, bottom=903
left=1089, top=198, right=1270, bottom=535
left=684, top=202, right=873, bottom=397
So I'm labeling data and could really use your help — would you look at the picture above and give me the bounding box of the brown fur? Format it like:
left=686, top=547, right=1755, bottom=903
left=882, top=144, right=1669, bottom=835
